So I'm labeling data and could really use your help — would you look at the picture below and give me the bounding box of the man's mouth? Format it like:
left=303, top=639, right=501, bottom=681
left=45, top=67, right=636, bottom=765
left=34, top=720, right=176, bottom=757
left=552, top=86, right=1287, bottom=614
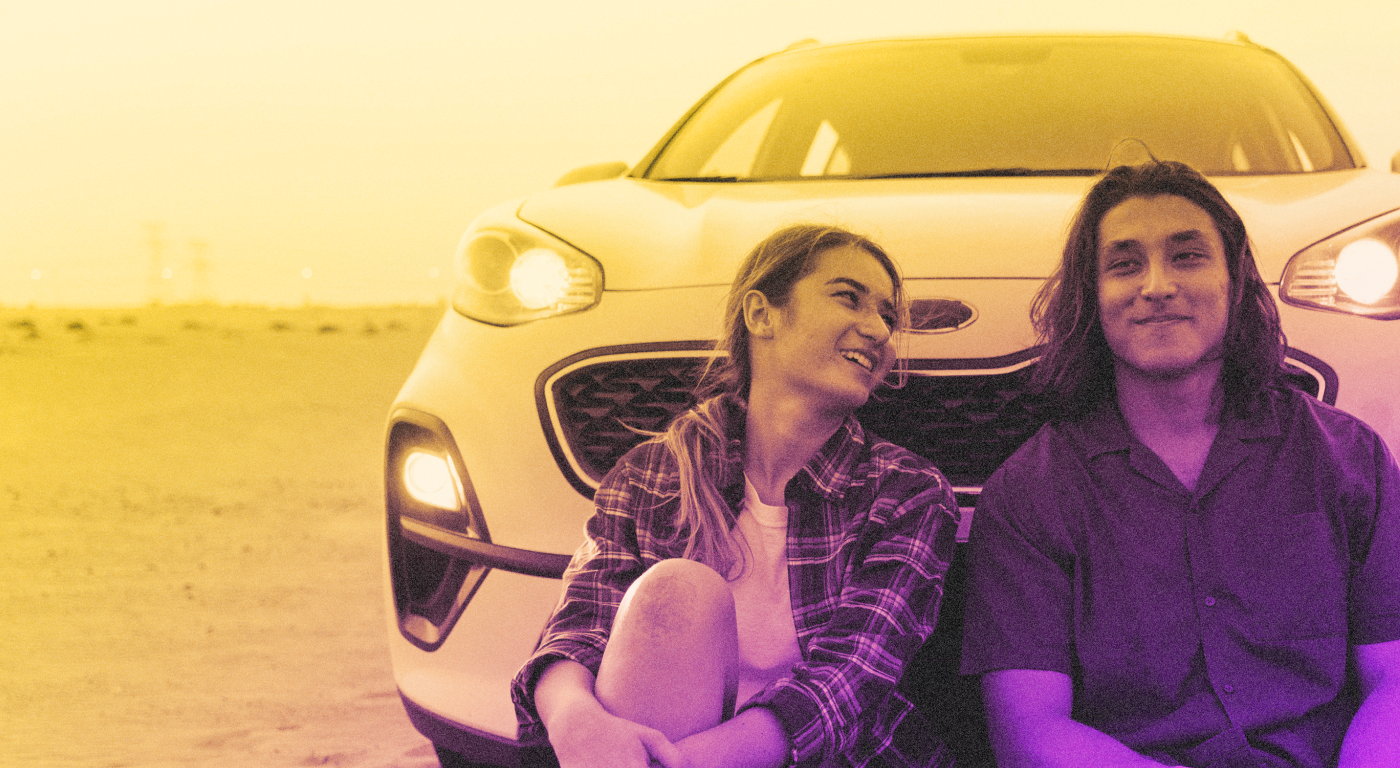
left=841, top=349, right=876, bottom=372
left=1135, top=314, right=1190, bottom=325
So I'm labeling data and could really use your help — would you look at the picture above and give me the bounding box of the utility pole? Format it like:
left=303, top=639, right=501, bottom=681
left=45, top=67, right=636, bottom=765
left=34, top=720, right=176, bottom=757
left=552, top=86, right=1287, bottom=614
left=188, top=239, right=213, bottom=304
left=144, top=222, right=172, bottom=305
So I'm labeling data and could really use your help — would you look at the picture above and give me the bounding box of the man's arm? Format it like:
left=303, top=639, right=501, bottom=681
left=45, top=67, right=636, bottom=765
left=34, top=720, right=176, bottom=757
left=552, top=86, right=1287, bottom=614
left=1339, top=639, right=1400, bottom=767
left=982, top=670, right=1183, bottom=768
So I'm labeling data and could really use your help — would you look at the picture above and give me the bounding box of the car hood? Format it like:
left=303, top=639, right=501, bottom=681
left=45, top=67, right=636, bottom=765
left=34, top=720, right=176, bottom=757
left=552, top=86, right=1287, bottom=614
left=517, top=171, right=1400, bottom=290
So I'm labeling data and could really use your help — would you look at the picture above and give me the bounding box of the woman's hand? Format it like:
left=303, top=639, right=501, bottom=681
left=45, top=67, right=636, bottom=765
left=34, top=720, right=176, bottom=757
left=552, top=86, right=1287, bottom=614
left=548, top=696, right=686, bottom=768
left=535, top=659, right=688, bottom=768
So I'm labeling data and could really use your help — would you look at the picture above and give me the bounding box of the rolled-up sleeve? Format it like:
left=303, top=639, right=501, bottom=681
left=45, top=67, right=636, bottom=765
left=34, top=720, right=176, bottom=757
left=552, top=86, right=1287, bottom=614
left=1349, top=433, right=1400, bottom=645
left=510, top=459, right=651, bottom=741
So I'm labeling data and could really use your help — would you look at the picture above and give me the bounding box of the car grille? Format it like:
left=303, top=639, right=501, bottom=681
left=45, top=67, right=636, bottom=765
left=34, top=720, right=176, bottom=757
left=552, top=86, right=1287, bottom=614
left=543, top=350, right=1055, bottom=493
left=543, top=348, right=1332, bottom=498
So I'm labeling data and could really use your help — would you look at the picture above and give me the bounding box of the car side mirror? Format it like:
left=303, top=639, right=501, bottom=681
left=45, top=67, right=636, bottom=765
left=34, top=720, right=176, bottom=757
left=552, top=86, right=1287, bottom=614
left=554, top=161, right=630, bottom=187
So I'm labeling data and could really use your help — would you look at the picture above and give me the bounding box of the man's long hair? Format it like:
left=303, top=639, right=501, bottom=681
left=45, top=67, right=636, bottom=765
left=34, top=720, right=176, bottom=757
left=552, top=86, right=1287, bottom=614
left=658, top=224, right=904, bottom=575
left=1030, top=161, right=1285, bottom=419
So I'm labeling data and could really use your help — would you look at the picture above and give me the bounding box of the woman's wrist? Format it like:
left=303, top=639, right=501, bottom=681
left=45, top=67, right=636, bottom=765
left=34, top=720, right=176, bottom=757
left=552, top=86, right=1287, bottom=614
left=535, top=659, right=601, bottom=735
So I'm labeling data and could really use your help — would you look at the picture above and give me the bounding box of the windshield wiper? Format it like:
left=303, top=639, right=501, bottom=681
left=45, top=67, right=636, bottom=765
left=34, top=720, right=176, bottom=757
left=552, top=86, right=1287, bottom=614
left=651, top=175, right=744, bottom=182
left=854, top=168, right=1101, bottom=179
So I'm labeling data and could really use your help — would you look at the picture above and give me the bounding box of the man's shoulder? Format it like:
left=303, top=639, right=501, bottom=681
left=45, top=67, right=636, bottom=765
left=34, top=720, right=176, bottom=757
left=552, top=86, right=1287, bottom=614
left=993, top=418, right=1089, bottom=478
left=1269, top=385, right=1388, bottom=454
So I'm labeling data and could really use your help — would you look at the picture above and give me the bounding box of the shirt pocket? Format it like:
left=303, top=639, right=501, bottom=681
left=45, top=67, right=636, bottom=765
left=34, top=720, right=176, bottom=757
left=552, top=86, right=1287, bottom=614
left=1233, top=511, right=1348, bottom=641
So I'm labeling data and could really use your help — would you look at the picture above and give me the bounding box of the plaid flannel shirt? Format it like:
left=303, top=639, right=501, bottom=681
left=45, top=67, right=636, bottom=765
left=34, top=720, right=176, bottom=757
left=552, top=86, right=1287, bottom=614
left=511, top=396, right=959, bottom=768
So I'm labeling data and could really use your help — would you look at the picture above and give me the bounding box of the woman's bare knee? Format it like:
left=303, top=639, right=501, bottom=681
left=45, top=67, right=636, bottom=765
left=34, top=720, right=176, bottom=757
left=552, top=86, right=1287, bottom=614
left=620, top=558, right=733, bottom=638
left=595, top=558, right=738, bottom=740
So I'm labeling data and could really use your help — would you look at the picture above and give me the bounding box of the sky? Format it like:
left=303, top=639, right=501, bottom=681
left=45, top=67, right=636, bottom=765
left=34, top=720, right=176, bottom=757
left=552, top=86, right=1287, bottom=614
left=3, top=0, right=1398, bottom=306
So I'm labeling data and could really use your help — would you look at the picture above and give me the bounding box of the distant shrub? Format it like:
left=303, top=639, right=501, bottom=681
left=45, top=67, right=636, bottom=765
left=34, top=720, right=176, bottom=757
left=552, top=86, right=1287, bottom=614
left=317, top=324, right=340, bottom=334
left=9, top=318, right=39, bottom=339
left=269, top=321, right=293, bottom=332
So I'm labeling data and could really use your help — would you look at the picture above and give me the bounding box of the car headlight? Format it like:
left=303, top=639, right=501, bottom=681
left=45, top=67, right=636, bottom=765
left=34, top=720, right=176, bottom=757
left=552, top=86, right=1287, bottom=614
left=1280, top=209, right=1400, bottom=319
left=451, top=224, right=603, bottom=326
left=402, top=450, right=462, bottom=511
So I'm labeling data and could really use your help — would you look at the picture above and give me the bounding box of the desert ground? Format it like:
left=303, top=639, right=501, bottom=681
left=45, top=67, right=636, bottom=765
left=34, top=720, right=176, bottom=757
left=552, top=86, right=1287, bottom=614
left=1, top=304, right=450, bottom=767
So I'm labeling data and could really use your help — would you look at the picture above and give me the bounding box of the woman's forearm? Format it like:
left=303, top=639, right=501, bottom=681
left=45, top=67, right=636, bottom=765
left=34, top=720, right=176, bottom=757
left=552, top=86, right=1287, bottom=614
left=534, top=659, right=600, bottom=732
left=676, top=707, right=790, bottom=768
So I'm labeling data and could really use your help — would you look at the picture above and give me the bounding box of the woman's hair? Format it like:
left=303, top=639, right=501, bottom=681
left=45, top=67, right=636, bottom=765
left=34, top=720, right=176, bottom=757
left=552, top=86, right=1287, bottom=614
left=1030, top=160, right=1285, bottom=419
left=658, top=224, right=903, bottom=574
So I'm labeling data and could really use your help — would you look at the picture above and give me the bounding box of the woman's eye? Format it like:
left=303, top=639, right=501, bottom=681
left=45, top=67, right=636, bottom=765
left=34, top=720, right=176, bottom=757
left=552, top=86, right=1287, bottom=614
left=834, top=290, right=859, bottom=305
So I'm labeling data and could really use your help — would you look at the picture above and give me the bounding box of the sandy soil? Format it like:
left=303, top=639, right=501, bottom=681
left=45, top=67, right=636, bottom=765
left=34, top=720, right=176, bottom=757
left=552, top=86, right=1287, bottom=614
left=1, top=305, right=449, bottom=768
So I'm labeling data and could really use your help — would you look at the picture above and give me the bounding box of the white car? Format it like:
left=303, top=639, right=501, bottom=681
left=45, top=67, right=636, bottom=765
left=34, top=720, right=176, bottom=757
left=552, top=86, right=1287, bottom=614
left=382, top=33, right=1400, bottom=767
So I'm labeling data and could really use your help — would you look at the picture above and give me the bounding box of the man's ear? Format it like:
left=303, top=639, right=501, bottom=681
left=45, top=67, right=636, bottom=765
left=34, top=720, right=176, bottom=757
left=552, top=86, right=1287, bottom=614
left=743, top=289, right=776, bottom=339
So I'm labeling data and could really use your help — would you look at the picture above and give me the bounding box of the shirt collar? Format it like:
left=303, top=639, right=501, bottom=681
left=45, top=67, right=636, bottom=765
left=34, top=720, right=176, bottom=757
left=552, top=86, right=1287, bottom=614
left=712, top=393, right=866, bottom=502
left=1077, top=386, right=1284, bottom=460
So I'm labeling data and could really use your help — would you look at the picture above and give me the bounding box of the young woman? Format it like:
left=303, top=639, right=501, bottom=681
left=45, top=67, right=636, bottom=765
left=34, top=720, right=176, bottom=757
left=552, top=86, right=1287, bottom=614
left=511, top=224, right=959, bottom=768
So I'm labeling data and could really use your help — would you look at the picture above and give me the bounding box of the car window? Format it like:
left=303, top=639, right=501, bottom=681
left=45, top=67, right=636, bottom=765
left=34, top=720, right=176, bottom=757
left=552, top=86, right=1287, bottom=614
left=646, top=37, right=1353, bottom=181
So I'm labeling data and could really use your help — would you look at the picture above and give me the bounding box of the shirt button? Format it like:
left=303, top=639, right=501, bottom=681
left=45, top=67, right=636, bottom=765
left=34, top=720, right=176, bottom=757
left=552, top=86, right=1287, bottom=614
left=1223, top=684, right=1235, bottom=694
left=1204, top=596, right=1216, bottom=607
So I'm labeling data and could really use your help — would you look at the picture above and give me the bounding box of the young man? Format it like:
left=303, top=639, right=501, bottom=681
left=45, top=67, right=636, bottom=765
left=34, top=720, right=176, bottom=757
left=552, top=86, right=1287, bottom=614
left=961, top=161, right=1400, bottom=768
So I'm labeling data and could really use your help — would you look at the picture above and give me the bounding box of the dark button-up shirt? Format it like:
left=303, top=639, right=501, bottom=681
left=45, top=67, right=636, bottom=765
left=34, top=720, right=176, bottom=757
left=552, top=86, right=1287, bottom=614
left=513, top=396, right=959, bottom=768
left=961, top=386, right=1400, bottom=768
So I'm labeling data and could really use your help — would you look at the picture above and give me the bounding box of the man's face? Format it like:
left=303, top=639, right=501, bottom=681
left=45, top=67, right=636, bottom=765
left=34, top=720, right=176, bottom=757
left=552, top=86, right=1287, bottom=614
left=1096, top=194, right=1232, bottom=382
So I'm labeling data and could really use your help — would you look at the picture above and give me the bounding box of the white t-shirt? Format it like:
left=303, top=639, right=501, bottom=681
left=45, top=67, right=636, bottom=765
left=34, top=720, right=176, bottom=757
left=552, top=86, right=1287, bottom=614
left=729, top=476, right=803, bottom=706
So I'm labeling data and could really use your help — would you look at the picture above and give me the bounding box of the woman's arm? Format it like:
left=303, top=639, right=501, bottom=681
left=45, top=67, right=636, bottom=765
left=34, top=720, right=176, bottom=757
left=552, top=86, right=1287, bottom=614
left=982, top=670, right=1183, bottom=768
left=511, top=456, right=655, bottom=743
left=675, top=707, right=790, bottom=768
left=535, top=658, right=686, bottom=768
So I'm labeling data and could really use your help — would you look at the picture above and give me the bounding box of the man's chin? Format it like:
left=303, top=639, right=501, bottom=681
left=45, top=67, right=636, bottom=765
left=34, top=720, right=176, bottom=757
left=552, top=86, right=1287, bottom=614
left=1117, top=354, right=1222, bottom=383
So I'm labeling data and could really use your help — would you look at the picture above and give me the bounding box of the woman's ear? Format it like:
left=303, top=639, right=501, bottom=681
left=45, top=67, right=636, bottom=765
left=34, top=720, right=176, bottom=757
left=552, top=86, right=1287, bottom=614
left=743, top=289, right=776, bottom=339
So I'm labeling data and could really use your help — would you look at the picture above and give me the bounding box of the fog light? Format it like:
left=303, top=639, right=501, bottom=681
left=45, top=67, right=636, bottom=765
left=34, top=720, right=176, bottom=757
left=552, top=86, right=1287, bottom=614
left=403, top=451, right=460, bottom=510
left=1335, top=239, right=1398, bottom=305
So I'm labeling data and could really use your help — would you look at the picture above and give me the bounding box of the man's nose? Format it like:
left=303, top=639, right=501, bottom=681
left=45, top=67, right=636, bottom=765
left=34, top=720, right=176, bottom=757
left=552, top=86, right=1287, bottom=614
left=1141, top=256, right=1176, bottom=299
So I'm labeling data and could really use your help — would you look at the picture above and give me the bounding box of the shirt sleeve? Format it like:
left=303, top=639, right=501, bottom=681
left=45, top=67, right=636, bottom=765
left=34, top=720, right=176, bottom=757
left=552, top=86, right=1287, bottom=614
left=1348, top=431, right=1400, bottom=645
left=741, top=455, right=959, bottom=766
left=960, top=435, right=1077, bottom=677
left=509, top=456, right=652, bottom=743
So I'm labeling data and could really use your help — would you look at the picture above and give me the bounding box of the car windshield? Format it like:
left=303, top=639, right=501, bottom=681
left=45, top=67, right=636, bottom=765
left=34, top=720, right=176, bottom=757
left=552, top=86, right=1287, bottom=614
left=645, top=37, right=1354, bottom=181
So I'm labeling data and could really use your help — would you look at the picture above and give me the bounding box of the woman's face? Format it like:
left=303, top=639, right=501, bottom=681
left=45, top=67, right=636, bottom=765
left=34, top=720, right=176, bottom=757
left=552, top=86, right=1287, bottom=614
left=757, top=245, right=899, bottom=412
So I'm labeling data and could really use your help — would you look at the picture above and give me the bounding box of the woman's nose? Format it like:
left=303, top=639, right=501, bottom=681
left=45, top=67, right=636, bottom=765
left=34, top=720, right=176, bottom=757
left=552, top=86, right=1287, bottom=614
left=858, top=310, right=892, bottom=344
